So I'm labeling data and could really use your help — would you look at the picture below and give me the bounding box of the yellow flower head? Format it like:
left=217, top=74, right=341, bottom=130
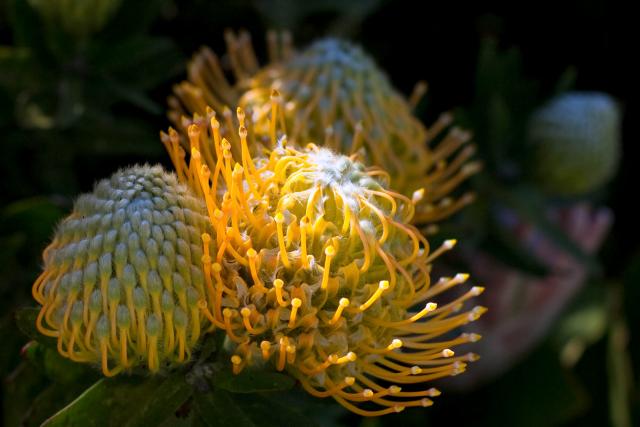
left=169, top=31, right=481, bottom=225
left=161, top=100, right=485, bottom=416
left=32, top=165, right=214, bottom=376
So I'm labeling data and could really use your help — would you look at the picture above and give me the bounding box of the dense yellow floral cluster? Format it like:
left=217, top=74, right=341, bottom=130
left=31, top=30, right=485, bottom=417
left=32, top=166, right=214, bottom=376
left=160, top=98, right=485, bottom=415
left=168, top=31, right=480, bottom=225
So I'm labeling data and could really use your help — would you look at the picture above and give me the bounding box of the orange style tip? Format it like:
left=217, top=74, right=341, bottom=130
left=425, top=302, right=438, bottom=311
left=233, top=164, right=244, bottom=174
left=465, top=333, right=482, bottom=342
left=239, top=126, right=248, bottom=138
left=240, top=307, right=251, bottom=317
left=462, top=163, right=482, bottom=175
left=286, top=345, right=296, bottom=354
left=421, top=398, right=433, bottom=407
left=454, top=272, right=469, bottom=282
left=390, top=339, right=403, bottom=349
left=346, top=352, right=357, bottom=362
left=428, top=387, right=441, bottom=396
left=214, top=209, right=224, bottom=219
left=201, top=233, right=211, bottom=243
left=344, top=376, right=356, bottom=386
left=291, top=298, right=302, bottom=308
left=362, top=389, right=374, bottom=398
left=389, top=385, right=402, bottom=394
left=410, top=366, right=422, bottom=375
left=222, top=308, right=233, bottom=318
left=339, top=298, right=350, bottom=307
left=444, top=239, right=457, bottom=249
left=231, top=355, right=242, bottom=365
left=201, top=254, right=212, bottom=264
left=274, top=279, right=284, bottom=288
left=466, top=353, right=480, bottom=362
left=379, top=280, right=390, bottom=290
left=471, top=286, right=485, bottom=296
left=197, top=299, right=208, bottom=309
left=205, top=106, right=214, bottom=115
left=188, top=124, right=200, bottom=137
left=247, top=248, right=257, bottom=258
left=260, top=341, right=271, bottom=350
left=412, top=188, right=425, bottom=203
left=274, top=212, right=285, bottom=223
left=442, top=349, right=455, bottom=358
left=212, top=263, right=222, bottom=273
left=394, top=406, right=405, bottom=413
left=324, top=246, right=336, bottom=256
left=210, top=117, right=220, bottom=129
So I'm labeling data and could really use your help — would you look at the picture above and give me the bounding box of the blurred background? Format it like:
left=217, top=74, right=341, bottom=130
left=0, top=1, right=636, bottom=426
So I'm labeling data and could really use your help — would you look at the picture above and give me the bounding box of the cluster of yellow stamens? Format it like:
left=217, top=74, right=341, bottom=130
left=161, top=98, right=486, bottom=416
left=168, top=31, right=481, bottom=226
left=32, top=166, right=214, bottom=376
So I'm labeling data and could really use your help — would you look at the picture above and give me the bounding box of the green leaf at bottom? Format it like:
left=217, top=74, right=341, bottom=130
left=42, top=373, right=192, bottom=427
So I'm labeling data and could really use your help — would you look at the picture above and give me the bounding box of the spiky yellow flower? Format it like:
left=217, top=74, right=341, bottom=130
left=161, top=100, right=485, bottom=416
left=32, top=165, right=214, bottom=376
left=168, top=31, right=480, bottom=225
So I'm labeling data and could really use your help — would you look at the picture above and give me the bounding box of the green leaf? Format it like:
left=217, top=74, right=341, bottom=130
left=233, top=392, right=321, bottom=427
left=15, top=307, right=57, bottom=348
left=23, top=341, right=95, bottom=384
left=89, top=36, right=184, bottom=90
left=607, top=285, right=633, bottom=427
left=214, top=367, right=295, bottom=393
left=42, top=373, right=193, bottom=427
left=554, top=66, right=578, bottom=94
left=194, top=388, right=255, bottom=427
left=196, top=389, right=321, bottom=427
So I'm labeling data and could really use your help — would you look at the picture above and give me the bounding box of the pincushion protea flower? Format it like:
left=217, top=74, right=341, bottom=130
left=160, top=98, right=485, bottom=416
left=168, top=30, right=480, bottom=225
left=32, top=165, right=214, bottom=376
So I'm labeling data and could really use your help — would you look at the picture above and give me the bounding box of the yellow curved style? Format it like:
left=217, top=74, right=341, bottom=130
left=160, top=98, right=485, bottom=416
left=168, top=31, right=481, bottom=226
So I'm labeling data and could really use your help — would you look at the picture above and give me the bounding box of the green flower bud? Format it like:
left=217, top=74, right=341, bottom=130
left=32, top=165, right=214, bottom=376
left=528, top=92, right=621, bottom=195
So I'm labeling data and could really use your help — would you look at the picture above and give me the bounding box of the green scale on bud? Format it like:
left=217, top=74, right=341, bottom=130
left=32, top=165, right=215, bottom=376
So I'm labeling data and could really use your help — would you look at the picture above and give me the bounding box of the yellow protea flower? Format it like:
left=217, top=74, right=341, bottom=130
left=160, top=100, right=485, bottom=416
left=168, top=31, right=480, bottom=225
left=32, top=165, right=214, bottom=376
